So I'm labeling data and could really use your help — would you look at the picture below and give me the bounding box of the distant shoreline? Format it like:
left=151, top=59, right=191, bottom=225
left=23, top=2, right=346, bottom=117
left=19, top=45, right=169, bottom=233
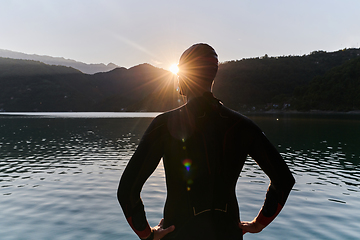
left=1, top=110, right=360, bottom=115
left=0, top=112, right=161, bottom=118
left=242, top=110, right=360, bottom=115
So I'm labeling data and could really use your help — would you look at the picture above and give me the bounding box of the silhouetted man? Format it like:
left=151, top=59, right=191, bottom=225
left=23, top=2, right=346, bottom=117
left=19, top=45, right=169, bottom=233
left=118, top=43, right=295, bottom=240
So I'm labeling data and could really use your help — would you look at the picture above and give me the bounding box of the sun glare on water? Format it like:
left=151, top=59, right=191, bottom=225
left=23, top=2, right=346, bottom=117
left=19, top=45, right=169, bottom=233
left=169, top=64, right=179, bottom=74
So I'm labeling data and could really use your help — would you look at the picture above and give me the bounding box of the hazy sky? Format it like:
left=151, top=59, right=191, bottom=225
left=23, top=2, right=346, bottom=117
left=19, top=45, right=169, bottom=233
left=1, top=0, right=359, bottom=69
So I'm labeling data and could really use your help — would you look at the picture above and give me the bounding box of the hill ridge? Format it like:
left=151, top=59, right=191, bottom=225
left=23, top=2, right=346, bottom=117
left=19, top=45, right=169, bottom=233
left=1, top=48, right=360, bottom=112
left=0, top=49, right=119, bottom=74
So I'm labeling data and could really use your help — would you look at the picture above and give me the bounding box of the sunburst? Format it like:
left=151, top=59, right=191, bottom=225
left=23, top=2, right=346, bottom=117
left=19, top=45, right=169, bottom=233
left=169, top=64, right=179, bottom=74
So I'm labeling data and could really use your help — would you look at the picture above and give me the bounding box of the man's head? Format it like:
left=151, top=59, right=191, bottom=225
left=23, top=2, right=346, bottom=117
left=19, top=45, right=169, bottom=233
left=177, top=43, right=218, bottom=96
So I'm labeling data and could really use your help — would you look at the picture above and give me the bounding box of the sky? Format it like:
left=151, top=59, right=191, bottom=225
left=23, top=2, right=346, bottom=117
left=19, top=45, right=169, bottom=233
left=1, top=0, right=360, bottom=69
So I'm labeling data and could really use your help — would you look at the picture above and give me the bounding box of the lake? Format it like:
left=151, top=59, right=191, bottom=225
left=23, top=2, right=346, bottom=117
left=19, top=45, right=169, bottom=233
left=0, top=112, right=359, bottom=240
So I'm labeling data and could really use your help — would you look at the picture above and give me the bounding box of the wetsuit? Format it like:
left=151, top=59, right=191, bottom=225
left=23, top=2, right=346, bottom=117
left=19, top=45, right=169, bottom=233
left=118, top=92, right=295, bottom=240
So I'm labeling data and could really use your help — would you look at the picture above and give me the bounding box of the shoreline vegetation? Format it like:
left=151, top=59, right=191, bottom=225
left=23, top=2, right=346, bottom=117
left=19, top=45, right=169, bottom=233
left=1, top=110, right=360, bottom=116
left=245, top=109, right=360, bottom=115
left=1, top=48, right=360, bottom=113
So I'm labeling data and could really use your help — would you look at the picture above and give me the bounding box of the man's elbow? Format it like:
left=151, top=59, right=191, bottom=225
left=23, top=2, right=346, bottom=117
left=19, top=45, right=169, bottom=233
left=291, top=175, right=295, bottom=185
left=286, top=174, right=296, bottom=192
left=117, top=181, right=126, bottom=207
left=278, top=173, right=295, bottom=194
left=117, top=186, right=122, bottom=204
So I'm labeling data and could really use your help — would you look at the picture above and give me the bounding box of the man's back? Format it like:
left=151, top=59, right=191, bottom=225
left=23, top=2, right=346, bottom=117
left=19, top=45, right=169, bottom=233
left=126, top=93, right=288, bottom=239
left=161, top=93, right=250, bottom=239
left=118, top=43, right=295, bottom=240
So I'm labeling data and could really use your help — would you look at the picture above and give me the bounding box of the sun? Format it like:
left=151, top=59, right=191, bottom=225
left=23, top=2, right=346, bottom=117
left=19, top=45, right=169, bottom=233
left=169, top=64, right=179, bottom=74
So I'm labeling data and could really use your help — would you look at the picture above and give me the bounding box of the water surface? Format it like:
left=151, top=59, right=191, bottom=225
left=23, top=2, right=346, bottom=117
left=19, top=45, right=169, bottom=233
left=0, top=112, right=359, bottom=239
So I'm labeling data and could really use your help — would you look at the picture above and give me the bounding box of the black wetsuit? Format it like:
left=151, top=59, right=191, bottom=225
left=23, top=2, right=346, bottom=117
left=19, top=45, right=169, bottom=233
left=118, top=92, right=295, bottom=240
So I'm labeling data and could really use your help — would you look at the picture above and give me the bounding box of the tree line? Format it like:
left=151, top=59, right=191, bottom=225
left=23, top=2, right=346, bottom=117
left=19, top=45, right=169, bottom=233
left=1, top=48, right=360, bottom=112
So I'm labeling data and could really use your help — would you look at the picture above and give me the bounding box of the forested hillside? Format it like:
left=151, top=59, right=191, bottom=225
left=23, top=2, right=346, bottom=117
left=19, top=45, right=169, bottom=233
left=1, top=48, right=360, bottom=112
left=292, top=56, right=360, bottom=111
left=213, top=48, right=360, bottom=111
left=0, top=58, right=182, bottom=112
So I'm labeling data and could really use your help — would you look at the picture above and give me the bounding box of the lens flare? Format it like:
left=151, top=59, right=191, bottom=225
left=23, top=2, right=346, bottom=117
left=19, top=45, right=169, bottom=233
left=182, top=159, right=192, bottom=171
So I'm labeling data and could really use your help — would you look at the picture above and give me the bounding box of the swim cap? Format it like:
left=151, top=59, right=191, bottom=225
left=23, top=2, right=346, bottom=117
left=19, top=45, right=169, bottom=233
left=178, top=43, right=218, bottom=82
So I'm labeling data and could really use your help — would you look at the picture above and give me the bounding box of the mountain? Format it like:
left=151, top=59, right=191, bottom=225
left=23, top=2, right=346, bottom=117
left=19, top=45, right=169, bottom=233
left=0, top=58, right=183, bottom=112
left=0, top=49, right=118, bottom=74
left=1, top=48, right=360, bottom=112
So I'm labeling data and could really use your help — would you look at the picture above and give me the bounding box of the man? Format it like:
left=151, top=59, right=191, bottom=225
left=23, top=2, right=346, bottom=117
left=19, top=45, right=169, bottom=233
left=118, top=43, right=295, bottom=240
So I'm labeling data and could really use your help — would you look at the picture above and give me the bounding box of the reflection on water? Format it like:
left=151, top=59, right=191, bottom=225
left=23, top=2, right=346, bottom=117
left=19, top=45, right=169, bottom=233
left=237, top=114, right=360, bottom=240
left=0, top=117, right=154, bottom=240
left=0, top=118, right=147, bottom=182
left=0, top=113, right=360, bottom=239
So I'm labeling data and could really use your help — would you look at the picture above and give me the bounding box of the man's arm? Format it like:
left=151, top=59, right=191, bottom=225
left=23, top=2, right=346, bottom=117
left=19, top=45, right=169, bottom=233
left=243, top=129, right=295, bottom=233
left=117, top=117, right=165, bottom=239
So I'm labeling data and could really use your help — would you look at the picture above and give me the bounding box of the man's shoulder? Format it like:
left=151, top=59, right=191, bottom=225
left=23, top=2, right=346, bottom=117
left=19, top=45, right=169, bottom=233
left=219, top=105, right=253, bottom=122
left=151, top=105, right=186, bottom=124
left=157, top=105, right=186, bottom=118
left=218, top=105, right=263, bottom=138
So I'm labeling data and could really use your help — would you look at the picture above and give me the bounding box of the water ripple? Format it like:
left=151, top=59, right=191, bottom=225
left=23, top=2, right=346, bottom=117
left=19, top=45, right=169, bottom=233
left=1, top=115, right=360, bottom=239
